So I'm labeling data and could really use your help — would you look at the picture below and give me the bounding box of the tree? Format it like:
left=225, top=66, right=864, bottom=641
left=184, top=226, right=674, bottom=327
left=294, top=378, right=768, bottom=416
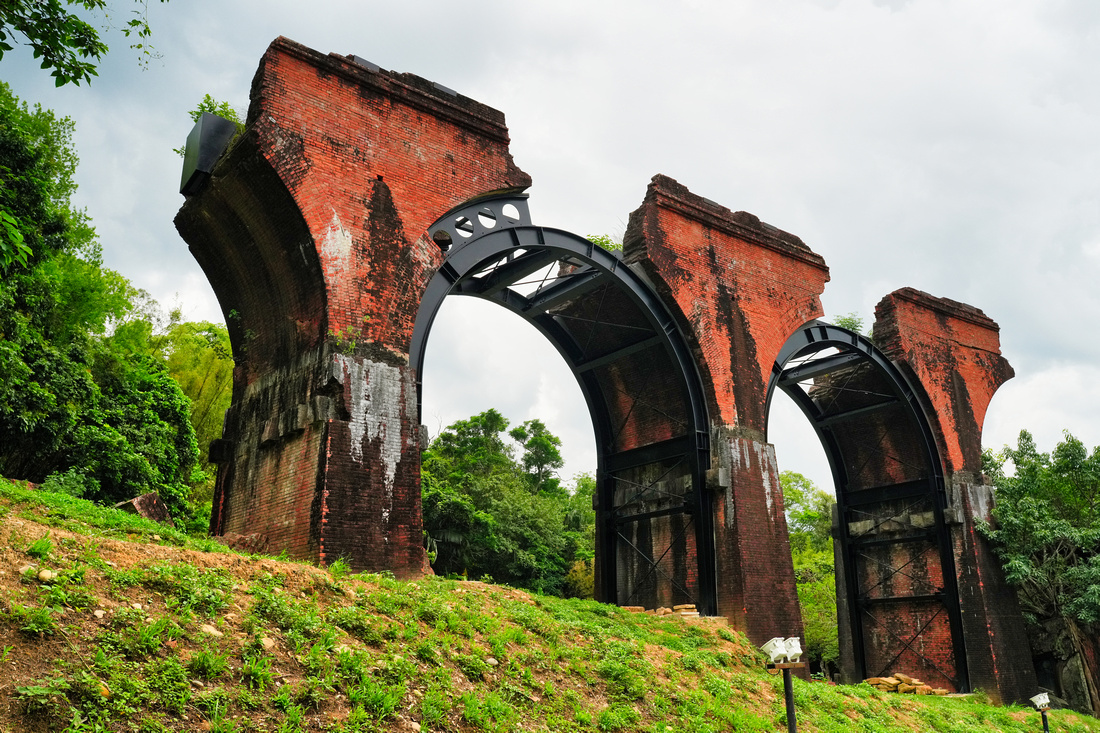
left=781, top=469, right=834, bottom=553
left=509, top=418, right=564, bottom=495
left=421, top=410, right=588, bottom=595
left=831, top=311, right=874, bottom=340
left=0, top=80, right=91, bottom=271
left=780, top=470, right=840, bottom=674
left=0, top=81, right=199, bottom=520
left=982, top=431, right=1100, bottom=714
left=0, top=0, right=169, bottom=87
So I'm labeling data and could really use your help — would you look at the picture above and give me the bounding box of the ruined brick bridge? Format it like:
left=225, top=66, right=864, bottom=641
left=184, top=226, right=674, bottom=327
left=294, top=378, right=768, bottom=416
left=174, top=37, right=1036, bottom=703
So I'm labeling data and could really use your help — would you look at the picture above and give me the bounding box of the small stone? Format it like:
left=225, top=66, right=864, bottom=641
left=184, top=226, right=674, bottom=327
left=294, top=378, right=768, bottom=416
left=486, top=658, right=499, bottom=667
left=105, top=561, right=117, bottom=567
left=152, top=534, right=161, bottom=541
left=200, top=624, right=224, bottom=637
left=17, top=564, right=33, bottom=575
left=145, top=617, right=154, bottom=624
left=261, top=637, right=275, bottom=650
left=37, top=569, right=55, bottom=582
left=94, top=609, right=106, bottom=619
left=131, top=603, right=143, bottom=611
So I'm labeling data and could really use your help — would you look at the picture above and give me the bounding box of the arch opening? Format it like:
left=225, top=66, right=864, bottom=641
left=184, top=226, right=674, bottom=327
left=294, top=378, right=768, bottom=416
left=418, top=294, right=596, bottom=480
left=765, top=321, right=969, bottom=692
left=411, top=195, right=717, bottom=615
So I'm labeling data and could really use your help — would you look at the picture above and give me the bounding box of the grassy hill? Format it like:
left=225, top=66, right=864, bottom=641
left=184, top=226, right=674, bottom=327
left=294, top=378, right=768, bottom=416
left=0, top=480, right=1097, bottom=733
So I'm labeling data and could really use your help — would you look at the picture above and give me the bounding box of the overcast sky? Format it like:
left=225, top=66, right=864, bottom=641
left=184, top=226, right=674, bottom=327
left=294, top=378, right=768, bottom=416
left=4, top=0, right=1100, bottom=490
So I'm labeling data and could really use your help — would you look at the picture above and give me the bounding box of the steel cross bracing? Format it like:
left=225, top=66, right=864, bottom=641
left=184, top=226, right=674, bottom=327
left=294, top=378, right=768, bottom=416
left=411, top=195, right=716, bottom=615
left=764, top=321, right=969, bottom=692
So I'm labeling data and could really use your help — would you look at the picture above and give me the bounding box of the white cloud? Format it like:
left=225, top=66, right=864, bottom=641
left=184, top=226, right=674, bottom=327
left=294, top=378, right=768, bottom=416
left=6, top=0, right=1100, bottom=483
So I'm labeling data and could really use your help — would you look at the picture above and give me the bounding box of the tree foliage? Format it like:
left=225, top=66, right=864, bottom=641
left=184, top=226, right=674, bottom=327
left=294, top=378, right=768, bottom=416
left=0, top=81, right=200, bottom=521
left=0, top=0, right=169, bottom=87
left=421, top=410, right=593, bottom=597
left=781, top=470, right=839, bottom=672
left=172, top=94, right=246, bottom=158
left=983, top=431, right=1100, bottom=624
left=982, top=431, right=1100, bottom=712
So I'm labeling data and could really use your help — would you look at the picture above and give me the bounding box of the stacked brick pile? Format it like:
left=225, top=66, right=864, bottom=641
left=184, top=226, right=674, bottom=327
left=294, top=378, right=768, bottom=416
left=865, top=672, right=948, bottom=696
left=622, top=604, right=702, bottom=618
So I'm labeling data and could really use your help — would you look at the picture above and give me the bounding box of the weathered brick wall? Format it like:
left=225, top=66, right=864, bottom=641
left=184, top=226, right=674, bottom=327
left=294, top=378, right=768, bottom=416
left=874, top=288, right=1036, bottom=704
left=622, top=174, right=831, bottom=645
left=176, top=39, right=1038, bottom=704
left=176, top=37, right=530, bottom=575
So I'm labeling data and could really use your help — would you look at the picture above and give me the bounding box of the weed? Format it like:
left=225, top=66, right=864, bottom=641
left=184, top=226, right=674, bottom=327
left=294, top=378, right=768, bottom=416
left=234, top=686, right=261, bottom=710
left=39, top=567, right=97, bottom=610
left=295, top=676, right=329, bottom=709
left=415, top=639, right=440, bottom=666
left=300, top=641, right=336, bottom=677
left=597, top=704, right=640, bottom=731
left=375, top=654, right=417, bottom=685
left=148, top=658, right=191, bottom=715
left=455, top=652, right=489, bottom=681
left=194, top=687, right=231, bottom=714
left=144, top=561, right=231, bottom=615
left=351, top=678, right=405, bottom=720
left=105, top=616, right=180, bottom=658
left=595, top=640, right=650, bottom=699
left=461, top=690, right=515, bottom=730
left=328, top=557, right=352, bottom=580
left=10, top=603, right=58, bottom=636
left=15, top=676, right=69, bottom=715
left=187, top=648, right=229, bottom=680
left=275, top=703, right=306, bottom=733
left=334, top=646, right=372, bottom=686
left=240, top=654, right=274, bottom=690
left=328, top=604, right=385, bottom=645
left=420, top=686, right=450, bottom=728
left=26, top=534, right=54, bottom=560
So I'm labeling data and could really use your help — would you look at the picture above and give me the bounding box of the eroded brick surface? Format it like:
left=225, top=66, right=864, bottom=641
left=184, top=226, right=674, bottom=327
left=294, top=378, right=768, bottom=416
left=176, top=37, right=530, bottom=576
left=873, top=289, right=1035, bottom=703
left=175, top=38, right=1035, bottom=702
left=622, top=175, right=829, bottom=647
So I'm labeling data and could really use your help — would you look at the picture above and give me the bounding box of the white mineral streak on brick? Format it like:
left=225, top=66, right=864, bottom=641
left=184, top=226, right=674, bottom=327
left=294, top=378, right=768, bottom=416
left=321, top=209, right=353, bottom=278
left=332, top=355, right=404, bottom=523
left=753, top=441, right=780, bottom=517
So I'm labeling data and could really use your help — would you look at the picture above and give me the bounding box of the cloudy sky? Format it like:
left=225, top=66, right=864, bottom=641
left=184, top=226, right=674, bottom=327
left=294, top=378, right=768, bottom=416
left=4, top=0, right=1100, bottom=490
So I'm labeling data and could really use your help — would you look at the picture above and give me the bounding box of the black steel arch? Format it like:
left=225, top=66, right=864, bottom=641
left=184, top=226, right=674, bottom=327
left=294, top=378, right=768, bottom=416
left=765, top=320, right=969, bottom=691
left=411, top=195, right=716, bottom=614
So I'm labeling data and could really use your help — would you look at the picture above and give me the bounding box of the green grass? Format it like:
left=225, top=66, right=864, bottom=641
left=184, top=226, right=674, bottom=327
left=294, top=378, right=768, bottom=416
left=0, top=480, right=1098, bottom=733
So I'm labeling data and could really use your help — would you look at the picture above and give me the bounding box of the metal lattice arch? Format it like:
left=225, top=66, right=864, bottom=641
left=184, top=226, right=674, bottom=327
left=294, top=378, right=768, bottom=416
left=766, top=322, right=967, bottom=691
left=411, top=195, right=717, bottom=615
left=173, top=36, right=1040, bottom=705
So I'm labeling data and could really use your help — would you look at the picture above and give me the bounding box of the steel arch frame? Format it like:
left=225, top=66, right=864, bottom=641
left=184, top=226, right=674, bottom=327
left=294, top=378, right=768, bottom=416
left=410, top=195, right=717, bottom=614
left=764, top=320, right=969, bottom=691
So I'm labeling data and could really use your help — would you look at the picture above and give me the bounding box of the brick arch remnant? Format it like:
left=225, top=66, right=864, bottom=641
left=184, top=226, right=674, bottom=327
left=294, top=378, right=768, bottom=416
left=173, top=37, right=1035, bottom=703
